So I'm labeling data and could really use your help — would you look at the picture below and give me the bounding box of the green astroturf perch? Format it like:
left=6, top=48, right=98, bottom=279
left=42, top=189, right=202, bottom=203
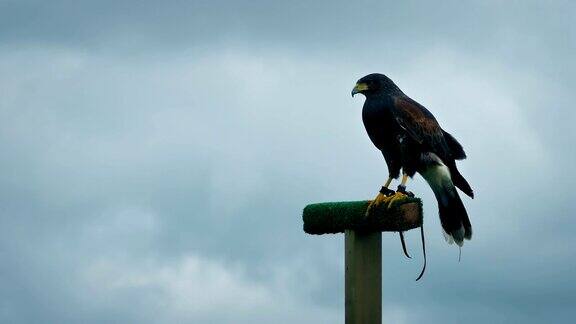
left=303, top=198, right=422, bottom=235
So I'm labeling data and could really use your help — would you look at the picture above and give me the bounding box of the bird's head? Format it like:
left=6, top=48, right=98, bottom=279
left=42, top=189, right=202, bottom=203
left=351, top=73, right=401, bottom=97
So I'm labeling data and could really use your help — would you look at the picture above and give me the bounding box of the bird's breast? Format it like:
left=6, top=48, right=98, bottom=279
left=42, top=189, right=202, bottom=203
left=362, top=101, right=399, bottom=150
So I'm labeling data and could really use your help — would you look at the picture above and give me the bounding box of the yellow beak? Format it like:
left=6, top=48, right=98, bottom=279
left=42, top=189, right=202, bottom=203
left=351, top=83, right=369, bottom=97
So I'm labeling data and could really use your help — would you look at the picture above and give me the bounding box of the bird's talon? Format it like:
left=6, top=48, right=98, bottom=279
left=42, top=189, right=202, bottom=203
left=386, top=191, right=407, bottom=209
left=367, top=186, right=414, bottom=215
left=365, top=192, right=388, bottom=217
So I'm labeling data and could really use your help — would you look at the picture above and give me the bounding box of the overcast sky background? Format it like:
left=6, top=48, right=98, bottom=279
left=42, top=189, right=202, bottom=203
left=1, top=1, right=575, bottom=323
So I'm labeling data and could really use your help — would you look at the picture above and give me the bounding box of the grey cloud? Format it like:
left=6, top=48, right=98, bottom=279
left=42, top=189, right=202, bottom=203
left=0, top=1, right=575, bottom=323
left=2, top=1, right=573, bottom=57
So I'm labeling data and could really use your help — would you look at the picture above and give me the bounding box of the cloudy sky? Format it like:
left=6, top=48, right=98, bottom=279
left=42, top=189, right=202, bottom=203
left=1, top=1, right=575, bottom=323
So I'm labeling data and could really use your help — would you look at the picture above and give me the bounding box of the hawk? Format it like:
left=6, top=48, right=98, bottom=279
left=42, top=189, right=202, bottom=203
left=352, top=73, right=473, bottom=246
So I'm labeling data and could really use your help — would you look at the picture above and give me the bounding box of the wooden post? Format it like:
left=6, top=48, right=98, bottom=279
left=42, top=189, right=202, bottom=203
left=302, top=199, right=422, bottom=324
left=345, top=230, right=382, bottom=324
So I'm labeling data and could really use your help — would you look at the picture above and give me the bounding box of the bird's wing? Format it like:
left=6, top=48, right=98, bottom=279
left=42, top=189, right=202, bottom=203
left=442, top=129, right=467, bottom=160
left=392, top=96, right=451, bottom=159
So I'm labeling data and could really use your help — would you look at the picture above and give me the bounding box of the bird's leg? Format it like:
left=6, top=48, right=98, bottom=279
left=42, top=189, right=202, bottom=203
left=365, top=177, right=395, bottom=217
left=381, top=177, right=395, bottom=196
left=386, top=174, right=415, bottom=208
left=396, top=174, right=415, bottom=197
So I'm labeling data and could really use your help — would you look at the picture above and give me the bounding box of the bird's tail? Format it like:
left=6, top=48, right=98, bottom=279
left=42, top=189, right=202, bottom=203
left=421, top=161, right=472, bottom=246
left=447, top=161, right=474, bottom=199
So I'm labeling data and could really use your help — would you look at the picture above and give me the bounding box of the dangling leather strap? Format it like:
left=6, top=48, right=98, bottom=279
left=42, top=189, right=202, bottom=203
left=399, top=232, right=411, bottom=258
left=415, top=223, right=427, bottom=281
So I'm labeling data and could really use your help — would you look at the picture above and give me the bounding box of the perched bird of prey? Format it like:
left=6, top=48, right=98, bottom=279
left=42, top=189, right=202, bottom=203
left=352, top=73, right=473, bottom=246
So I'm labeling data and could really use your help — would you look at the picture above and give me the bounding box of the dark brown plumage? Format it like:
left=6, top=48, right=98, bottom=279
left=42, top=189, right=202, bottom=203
left=352, top=73, right=473, bottom=246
